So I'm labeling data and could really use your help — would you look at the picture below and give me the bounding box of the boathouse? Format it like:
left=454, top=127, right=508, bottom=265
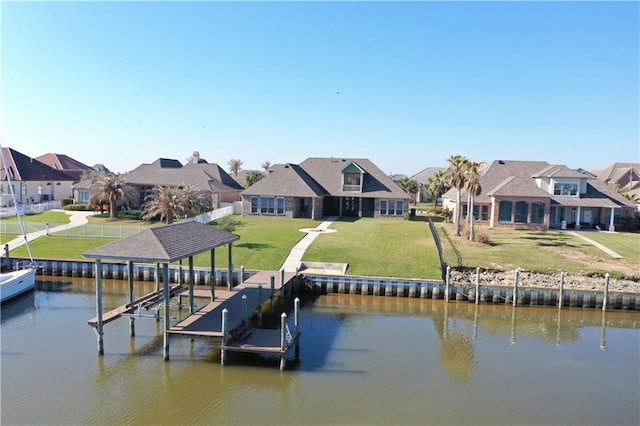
left=83, top=220, right=239, bottom=359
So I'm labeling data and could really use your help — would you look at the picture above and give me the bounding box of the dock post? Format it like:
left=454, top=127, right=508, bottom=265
left=163, top=263, right=170, bottom=361
left=445, top=266, right=451, bottom=303
left=127, top=260, right=135, bottom=337
left=221, top=308, right=228, bottom=365
left=559, top=272, right=564, bottom=309
left=241, top=265, right=245, bottom=283
left=280, top=269, right=286, bottom=303
left=258, top=284, right=263, bottom=327
left=188, top=256, right=195, bottom=314
left=270, top=274, right=275, bottom=314
left=294, top=297, right=300, bottom=358
left=475, top=267, right=481, bottom=305
left=242, top=294, right=248, bottom=324
left=210, top=249, right=216, bottom=302
left=602, top=273, right=610, bottom=312
left=280, top=312, right=287, bottom=370
left=95, top=259, right=104, bottom=355
left=513, top=269, right=520, bottom=307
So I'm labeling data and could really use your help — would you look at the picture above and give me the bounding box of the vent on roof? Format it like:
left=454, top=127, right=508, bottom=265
left=498, top=160, right=505, bottom=165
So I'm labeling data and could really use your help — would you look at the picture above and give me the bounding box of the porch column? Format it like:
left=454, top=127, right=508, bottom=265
left=609, top=207, right=616, bottom=231
left=489, top=198, right=495, bottom=228
left=575, top=206, right=581, bottom=230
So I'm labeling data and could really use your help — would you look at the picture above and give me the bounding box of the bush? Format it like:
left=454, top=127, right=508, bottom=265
left=63, top=203, right=93, bottom=211
left=118, top=210, right=142, bottom=220
left=60, top=198, right=74, bottom=207
left=213, top=216, right=240, bottom=232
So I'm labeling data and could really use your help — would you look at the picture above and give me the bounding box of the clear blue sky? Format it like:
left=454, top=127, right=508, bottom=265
left=2, top=1, right=638, bottom=176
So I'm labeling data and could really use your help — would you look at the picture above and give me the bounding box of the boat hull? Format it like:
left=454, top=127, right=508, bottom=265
left=0, top=268, right=37, bottom=303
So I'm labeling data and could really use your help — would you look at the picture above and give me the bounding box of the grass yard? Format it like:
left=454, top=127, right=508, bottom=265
left=302, top=217, right=442, bottom=279
left=438, top=223, right=640, bottom=279
left=9, top=236, right=117, bottom=260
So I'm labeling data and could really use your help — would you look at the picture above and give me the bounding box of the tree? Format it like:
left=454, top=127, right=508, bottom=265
left=141, top=184, right=211, bottom=224
left=446, top=155, right=469, bottom=236
left=396, top=177, right=419, bottom=203
left=261, top=161, right=272, bottom=172
left=426, top=170, right=449, bottom=208
left=464, top=161, right=484, bottom=241
left=228, top=159, right=244, bottom=177
left=89, top=173, right=137, bottom=219
left=245, top=171, right=265, bottom=187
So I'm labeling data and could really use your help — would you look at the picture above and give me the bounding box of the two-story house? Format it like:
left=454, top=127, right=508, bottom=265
left=240, top=157, right=412, bottom=219
left=442, top=160, right=636, bottom=231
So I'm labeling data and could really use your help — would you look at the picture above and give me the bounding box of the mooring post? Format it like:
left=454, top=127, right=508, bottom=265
left=294, top=297, right=300, bottom=357
left=242, top=294, right=248, bottom=324
left=258, top=284, right=263, bottom=327
left=128, top=260, right=135, bottom=336
left=602, top=273, right=610, bottom=312
left=281, top=269, right=287, bottom=301
left=445, top=265, right=451, bottom=303
left=221, top=308, right=228, bottom=365
left=280, top=312, right=287, bottom=370
left=188, top=256, right=195, bottom=314
left=227, top=263, right=234, bottom=291
left=162, top=263, right=170, bottom=361
left=210, top=249, right=216, bottom=302
left=600, top=311, right=607, bottom=350
left=95, top=259, right=104, bottom=355
left=240, top=265, right=245, bottom=283
left=270, top=274, right=276, bottom=314
left=513, top=268, right=520, bottom=307
left=559, top=272, right=565, bottom=309
left=475, top=267, right=481, bottom=305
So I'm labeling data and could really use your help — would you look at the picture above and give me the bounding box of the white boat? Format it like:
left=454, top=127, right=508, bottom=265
left=0, top=143, right=38, bottom=303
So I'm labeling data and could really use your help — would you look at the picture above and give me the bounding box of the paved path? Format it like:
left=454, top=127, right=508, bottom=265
left=280, top=217, right=337, bottom=273
left=4, top=210, right=94, bottom=252
left=567, top=231, right=623, bottom=259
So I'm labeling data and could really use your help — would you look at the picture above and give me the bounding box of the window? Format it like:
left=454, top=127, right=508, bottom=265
left=260, top=197, right=275, bottom=214
left=472, top=205, right=489, bottom=221
left=515, top=201, right=528, bottom=223
left=78, top=190, right=90, bottom=204
left=553, top=183, right=578, bottom=196
left=251, top=197, right=259, bottom=214
left=498, top=201, right=512, bottom=223
left=531, top=203, right=545, bottom=224
left=380, top=200, right=404, bottom=216
left=277, top=197, right=285, bottom=215
left=22, top=184, right=27, bottom=197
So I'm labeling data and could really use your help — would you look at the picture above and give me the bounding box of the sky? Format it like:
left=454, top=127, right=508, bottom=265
left=1, top=1, right=638, bottom=176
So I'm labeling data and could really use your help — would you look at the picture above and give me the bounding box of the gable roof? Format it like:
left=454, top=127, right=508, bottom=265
left=35, top=153, right=94, bottom=181
left=411, top=167, right=446, bottom=184
left=83, top=221, right=239, bottom=263
left=0, top=147, right=76, bottom=182
left=124, top=159, right=244, bottom=192
left=241, top=157, right=410, bottom=200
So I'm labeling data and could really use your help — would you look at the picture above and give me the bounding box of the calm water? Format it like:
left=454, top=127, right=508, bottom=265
left=1, top=277, right=639, bottom=425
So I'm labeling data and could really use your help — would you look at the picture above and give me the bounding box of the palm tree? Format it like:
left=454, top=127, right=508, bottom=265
left=464, top=161, right=484, bottom=241
left=245, top=171, right=265, bottom=187
left=89, top=173, right=137, bottom=219
left=446, top=155, right=469, bottom=236
left=426, top=170, right=449, bottom=208
left=261, top=161, right=272, bottom=172
left=141, top=184, right=211, bottom=224
left=228, top=159, right=244, bottom=177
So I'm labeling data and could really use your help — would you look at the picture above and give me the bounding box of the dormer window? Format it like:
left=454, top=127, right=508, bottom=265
left=553, top=182, right=578, bottom=196
left=341, top=163, right=365, bottom=192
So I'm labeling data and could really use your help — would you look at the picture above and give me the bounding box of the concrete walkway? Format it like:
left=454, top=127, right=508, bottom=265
left=280, top=217, right=338, bottom=273
left=567, top=231, right=623, bottom=259
left=4, top=210, right=94, bottom=252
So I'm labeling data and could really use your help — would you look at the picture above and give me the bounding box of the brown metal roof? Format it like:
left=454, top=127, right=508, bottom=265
left=83, top=221, right=239, bottom=263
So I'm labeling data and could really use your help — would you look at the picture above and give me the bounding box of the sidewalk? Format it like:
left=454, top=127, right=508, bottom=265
left=280, top=217, right=337, bottom=273
left=4, top=210, right=94, bottom=252
left=567, top=231, right=623, bottom=259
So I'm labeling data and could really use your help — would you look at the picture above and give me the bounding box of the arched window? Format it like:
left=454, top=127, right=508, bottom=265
left=515, top=201, right=528, bottom=223
left=498, top=200, right=512, bottom=223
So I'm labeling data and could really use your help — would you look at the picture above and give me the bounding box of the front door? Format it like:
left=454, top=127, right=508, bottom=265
left=584, top=210, right=592, bottom=225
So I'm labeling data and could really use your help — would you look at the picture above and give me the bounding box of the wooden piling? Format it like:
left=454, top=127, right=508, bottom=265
left=280, top=313, right=287, bottom=370
left=445, top=266, right=451, bottom=303
left=603, top=273, right=610, bottom=312
left=513, top=269, right=520, bottom=307
left=475, top=267, right=480, bottom=305
left=221, top=308, right=228, bottom=365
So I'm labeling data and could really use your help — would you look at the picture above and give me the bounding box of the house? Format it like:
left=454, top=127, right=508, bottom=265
left=411, top=167, right=446, bottom=203
left=593, top=162, right=640, bottom=209
left=240, top=157, right=412, bottom=219
left=35, top=153, right=95, bottom=182
left=72, top=156, right=244, bottom=209
left=442, top=160, right=636, bottom=231
left=0, top=147, right=76, bottom=205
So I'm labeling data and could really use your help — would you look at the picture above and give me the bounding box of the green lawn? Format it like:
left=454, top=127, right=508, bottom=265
left=5, top=214, right=639, bottom=280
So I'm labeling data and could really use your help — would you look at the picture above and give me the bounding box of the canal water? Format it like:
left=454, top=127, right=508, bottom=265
left=1, top=277, right=638, bottom=425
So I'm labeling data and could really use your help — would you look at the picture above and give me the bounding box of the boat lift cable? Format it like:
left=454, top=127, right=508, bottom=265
left=0, top=139, right=36, bottom=266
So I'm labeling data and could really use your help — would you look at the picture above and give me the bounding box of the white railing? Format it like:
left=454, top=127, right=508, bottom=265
left=0, top=201, right=62, bottom=218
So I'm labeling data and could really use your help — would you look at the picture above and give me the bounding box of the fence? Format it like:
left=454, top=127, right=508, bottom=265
left=0, top=201, right=62, bottom=219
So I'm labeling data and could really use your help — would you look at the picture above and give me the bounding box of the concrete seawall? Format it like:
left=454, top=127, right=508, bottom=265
left=9, top=258, right=640, bottom=311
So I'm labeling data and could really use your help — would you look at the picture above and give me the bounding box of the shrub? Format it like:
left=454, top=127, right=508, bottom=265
left=475, top=231, right=491, bottom=244
left=213, top=216, right=240, bottom=232
left=60, top=198, right=74, bottom=207
left=63, top=203, right=93, bottom=211
left=118, top=210, right=142, bottom=220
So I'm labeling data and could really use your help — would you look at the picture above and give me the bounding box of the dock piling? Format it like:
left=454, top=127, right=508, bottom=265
left=603, top=273, right=610, bottom=312
left=221, top=308, right=228, bottom=365
left=475, top=267, right=480, bottom=305
left=280, top=312, right=287, bottom=370
left=513, top=269, right=520, bottom=307
left=559, top=272, right=564, bottom=309
left=445, top=266, right=451, bottom=303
